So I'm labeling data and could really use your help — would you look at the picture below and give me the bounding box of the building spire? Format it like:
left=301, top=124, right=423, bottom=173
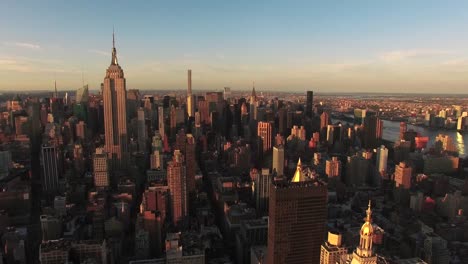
left=366, top=200, right=372, bottom=223
left=111, top=28, right=118, bottom=65
left=250, top=81, right=257, bottom=103
left=292, top=158, right=304, bottom=182
left=354, top=199, right=375, bottom=260
left=54, top=78, right=58, bottom=98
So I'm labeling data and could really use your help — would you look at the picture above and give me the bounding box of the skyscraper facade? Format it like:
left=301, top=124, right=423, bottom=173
left=395, top=162, right=412, bottom=189
left=187, top=69, right=195, bottom=118
left=363, top=116, right=380, bottom=149
left=93, top=148, right=110, bottom=188
left=327, top=124, right=342, bottom=145
left=250, top=84, right=257, bottom=120
left=41, top=145, right=60, bottom=193
left=320, top=112, right=330, bottom=132
left=272, top=146, right=284, bottom=176
left=185, top=134, right=196, bottom=194
left=354, top=109, right=366, bottom=125
left=320, top=231, right=347, bottom=264
left=376, top=145, right=388, bottom=176
left=158, top=106, right=165, bottom=140
left=167, top=150, right=188, bottom=225
left=103, top=33, right=128, bottom=170
left=399, top=122, right=407, bottom=141
left=267, top=170, right=327, bottom=264
left=76, top=85, right=89, bottom=104
left=223, top=87, right=231, bottom=101
left=325, top=157, right=341, bottom=178
left=435, top=134, right=456, bottom=152
left=257, top=121, right=273, bottom=153
left=150, top=150, right=163, bottom=170
left=255, top=168, right=272, bottom=216
left=137, top=107, right=147, bottom=153
left=306, top=90, right=314, bottom=118
left=76, top=121, right=86, bottom=140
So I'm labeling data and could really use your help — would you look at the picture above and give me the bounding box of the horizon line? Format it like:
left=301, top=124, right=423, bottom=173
left=1, top=89, right=468, bottom=96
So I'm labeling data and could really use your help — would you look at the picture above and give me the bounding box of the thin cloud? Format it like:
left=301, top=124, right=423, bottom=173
left=0, top=56, right=76, bottom=73
left=0, top=58, right=31, bottom=73
left=89, top=49, right=110, bottom=57
left=379, top=49, right=453, bottom=62
left=320, top=61, right=374, bottom=72
left=3, top=41, right=41, bottom=49
left=215, top=53, right=226, bottom=60
left=441, top=58, right=468, bottom=66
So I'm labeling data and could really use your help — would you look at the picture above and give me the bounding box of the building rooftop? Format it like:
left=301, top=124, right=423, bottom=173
left=242, top=217, right=268, bottom=229
left=251, top=245, right=267, bottom=263
left=395, top=258, right=428, bottom=264
left=273, top=178, right=326, bottom=189
left=129, top=259, right=165, bottom=264
left=40, top=239, right=71, bottom=253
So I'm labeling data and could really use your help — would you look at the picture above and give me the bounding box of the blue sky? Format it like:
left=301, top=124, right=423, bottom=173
left=2, top=0, right=468, bottom=93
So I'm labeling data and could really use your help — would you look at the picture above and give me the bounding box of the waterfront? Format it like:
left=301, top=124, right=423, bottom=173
left=382, top=120, right=466, bottom=157
left=332, top=119, right=467, bottom=157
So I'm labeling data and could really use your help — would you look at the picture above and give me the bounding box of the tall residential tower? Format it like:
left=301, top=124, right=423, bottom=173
left=187, top=69, right=195, bottom=118
left=306, top=91, right=314, bottom=118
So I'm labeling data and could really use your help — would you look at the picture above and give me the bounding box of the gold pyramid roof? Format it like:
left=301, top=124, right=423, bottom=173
left=292, top=158, right=304, bottom=182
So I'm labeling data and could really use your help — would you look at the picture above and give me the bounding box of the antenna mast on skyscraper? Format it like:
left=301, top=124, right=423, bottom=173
left=54, top=73, right=58, bottom=98
left=111, top=26, right=118, bottom=65
left=81, top=66, right=85, bottom=87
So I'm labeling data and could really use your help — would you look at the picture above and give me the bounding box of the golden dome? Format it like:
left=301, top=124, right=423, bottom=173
left=361, top=222, right=373, bottom=236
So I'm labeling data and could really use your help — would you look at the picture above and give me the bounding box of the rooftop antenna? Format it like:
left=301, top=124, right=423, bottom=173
left=111, top=26, right=118, bottom=65
left=54, top=73, right=58, bottom=98
left=81, top=65, right=85, bottom=87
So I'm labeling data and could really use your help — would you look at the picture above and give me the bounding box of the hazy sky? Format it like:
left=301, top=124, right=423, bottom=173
left=2, top=1, right=468, bottom=93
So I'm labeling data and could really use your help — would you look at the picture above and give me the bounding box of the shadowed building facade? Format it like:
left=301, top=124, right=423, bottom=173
left=267, top=160, right=327, bottom=264
left=306, top=90, right=314, bottom=118
left=167, top=150, right=188, bottom=226
left=257, top=121, right=273, bottom=153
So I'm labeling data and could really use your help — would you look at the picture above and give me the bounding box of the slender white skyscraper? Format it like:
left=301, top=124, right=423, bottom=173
left=223, top=87, right=231, bottom=100
left=376, top=145, right=388, bottom=175
left=158, top=106, right=165, bottom=139
left=272, top=146, right=284, bottom=176
left=187, top=69, right=195, bottom=117
left=137, top=107, right=147, bottom=153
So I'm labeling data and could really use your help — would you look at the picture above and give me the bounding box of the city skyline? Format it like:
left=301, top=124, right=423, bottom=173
left=1, top=2, right=468, bottom=263
left=2, top=1, right=468, bottom=93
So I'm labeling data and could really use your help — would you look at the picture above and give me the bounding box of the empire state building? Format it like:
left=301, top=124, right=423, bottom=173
left=103, top=33, right=128, bottom=169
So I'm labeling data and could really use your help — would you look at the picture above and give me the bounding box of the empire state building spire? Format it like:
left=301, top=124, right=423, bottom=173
left=103, top=30, right=127, bottom=170
left=111, top=30, right=118, bottom=65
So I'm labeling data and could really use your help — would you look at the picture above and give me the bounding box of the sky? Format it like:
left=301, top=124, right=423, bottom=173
left=2, top=1, right=468, bottom=93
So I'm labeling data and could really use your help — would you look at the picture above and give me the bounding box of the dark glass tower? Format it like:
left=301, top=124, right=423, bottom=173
left=267, top=162, right=327, bottom=264
left=306, top=90, right=314, bottom=118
